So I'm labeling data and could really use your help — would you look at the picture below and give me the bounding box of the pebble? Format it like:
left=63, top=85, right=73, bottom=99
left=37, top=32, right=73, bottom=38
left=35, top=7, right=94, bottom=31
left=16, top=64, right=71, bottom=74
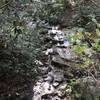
left=53, top=82, right=60, bottom=88
left=45, top=48, right=53, bottom=55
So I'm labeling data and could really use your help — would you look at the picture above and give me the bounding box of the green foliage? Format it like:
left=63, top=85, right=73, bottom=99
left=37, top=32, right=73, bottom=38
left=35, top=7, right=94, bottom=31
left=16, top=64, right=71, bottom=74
left=92, top=38, right=100, bottom=52
left=73, top=45, right=85, bottom=56
left=66, top=21, right=99, bottom=68
left=95, top=97, right=100, bottom=100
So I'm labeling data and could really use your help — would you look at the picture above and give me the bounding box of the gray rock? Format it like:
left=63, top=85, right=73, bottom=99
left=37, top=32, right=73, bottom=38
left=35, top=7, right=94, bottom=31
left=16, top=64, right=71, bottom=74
left=59, top=83, right=67, bottom=90
left=56, top=40, right=70, bottom=48
left=47, top=70, right=64, bottom=82
left=53, top=82, right=60, bottom=88
left=53, top=71, right=64, bottom=82
left=42, top=82, right=55, bottom=95
left=51, top=55, right=71, bottom=68
left=51, top=96, right=61, bottom=100
left=44, top=75, right=54, bottom=82
left=76, top=77, right=100, bottom=99
left=48, top=29, right=63, bottom=35
left=33, top=82, right=55, bottom=100
left=56, top=48, right=71, bottom=60
left=38, top=66, right=49, bottom=75
left=45, top=48, right=53, bottom=55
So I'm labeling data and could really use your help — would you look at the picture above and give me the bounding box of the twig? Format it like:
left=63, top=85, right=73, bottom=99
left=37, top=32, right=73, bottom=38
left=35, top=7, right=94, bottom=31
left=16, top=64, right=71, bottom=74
left=88, top=70, right=97, bottom=82
left=90, top=0, right=100, bottom=8
left=82, top=32, right=93, bottom=47
left=0, top=0, right=12, bottom=9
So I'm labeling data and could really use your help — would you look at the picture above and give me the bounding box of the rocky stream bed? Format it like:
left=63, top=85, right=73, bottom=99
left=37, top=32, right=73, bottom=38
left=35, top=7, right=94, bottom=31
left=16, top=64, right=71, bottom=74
left=33, top=26, right=72, bottom=100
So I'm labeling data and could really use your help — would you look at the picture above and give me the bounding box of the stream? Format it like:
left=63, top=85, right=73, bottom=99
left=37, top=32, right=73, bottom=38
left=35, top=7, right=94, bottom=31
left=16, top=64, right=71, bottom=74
left=33, top=26, right=73, bottom=100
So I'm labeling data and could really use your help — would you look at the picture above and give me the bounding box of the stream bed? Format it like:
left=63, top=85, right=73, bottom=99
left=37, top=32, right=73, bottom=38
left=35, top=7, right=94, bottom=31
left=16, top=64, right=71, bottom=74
left=33, top=26, right=73, bottom=100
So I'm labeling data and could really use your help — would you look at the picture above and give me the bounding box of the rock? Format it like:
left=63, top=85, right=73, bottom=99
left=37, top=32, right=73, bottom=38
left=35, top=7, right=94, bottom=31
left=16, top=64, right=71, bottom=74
left=52, top=46, right=72, bottom=60
left=33, top=27, right=74, bottom=100
left=84, top=77, right=100, bottom=97
left=42, top=82, right=55, bottom=95
left=45, top=35, right=64, bottom=43
left=84, top=48, right=93, bottom=57
left=53, top=34, right=65, bottom=42
left=48, top=29, right=57, bottom=35
left=56, top=48, right=71, bottom=60
left=45, top=48, right=53, bottom=55
left=38, top=66, right=49, bottom=75
left=56, top=91, right=63, bottom=97
left=51, top=55, right=71, bottom=68
left=59, top=84, right=67, bottom=90
left=62, top=40, right=70, bottom=47
left=54, top=35, right=59, bottom=41
left=56, top=40, right=70, bottom=48
left=34, top=60, right=43, bottom=65
left=51, top=96, right=61, bottom=100
left=56, top=90, right=65, bottom=97
left=53, top=82, right=60, bottom=88
left=33, top=82, right=55, bottom=100
left=47, top=70, right=64, bottom=82
left=46, top=27, right=67, bottom=44
left=44, top=75, right=54, bottom=83
left=75, top=77, right=100, bottom=99
left=53, top=71, right=64, bottom=82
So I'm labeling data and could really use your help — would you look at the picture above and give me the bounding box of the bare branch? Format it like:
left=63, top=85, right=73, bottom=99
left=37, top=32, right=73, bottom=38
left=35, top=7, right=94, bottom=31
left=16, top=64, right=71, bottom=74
left=0, top=0, right=12, bottom=9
